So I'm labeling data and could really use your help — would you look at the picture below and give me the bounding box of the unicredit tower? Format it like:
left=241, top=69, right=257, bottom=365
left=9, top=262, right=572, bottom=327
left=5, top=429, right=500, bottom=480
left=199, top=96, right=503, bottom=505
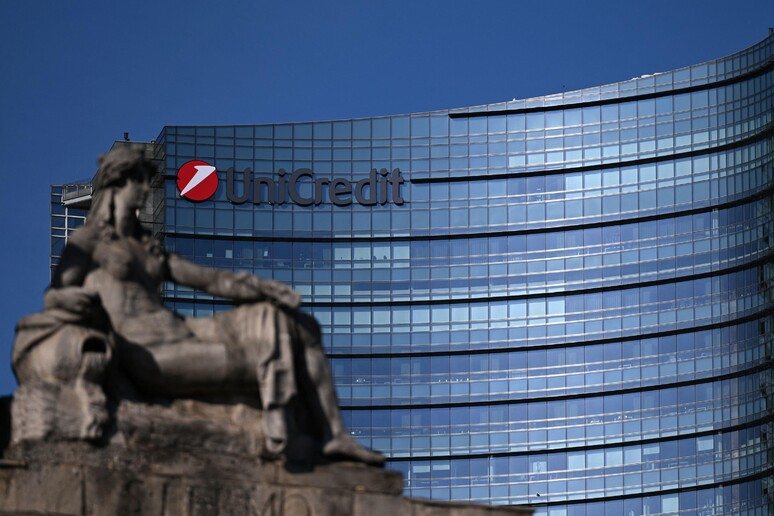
left=51, top=32, right=774, bottom=515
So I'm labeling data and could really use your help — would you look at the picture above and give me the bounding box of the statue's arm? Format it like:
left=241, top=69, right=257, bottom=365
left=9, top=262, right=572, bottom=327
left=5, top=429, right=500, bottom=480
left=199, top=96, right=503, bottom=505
left=166, top=253, right=301, bottom=308
left=46, top=226, right=102, bottom=315
left=50, top=227, right=98, bottom=288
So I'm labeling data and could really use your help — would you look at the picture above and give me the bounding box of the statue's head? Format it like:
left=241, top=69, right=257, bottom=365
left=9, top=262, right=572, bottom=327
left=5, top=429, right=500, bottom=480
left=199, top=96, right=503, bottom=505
left=94, top=146, right=156, bottom=192
left=89, top=146, right=157, bottom=228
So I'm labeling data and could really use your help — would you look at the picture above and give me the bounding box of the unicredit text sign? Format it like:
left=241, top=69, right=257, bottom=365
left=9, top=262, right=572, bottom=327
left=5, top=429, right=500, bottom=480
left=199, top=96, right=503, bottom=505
left=226, top=168, right=405, bottom=207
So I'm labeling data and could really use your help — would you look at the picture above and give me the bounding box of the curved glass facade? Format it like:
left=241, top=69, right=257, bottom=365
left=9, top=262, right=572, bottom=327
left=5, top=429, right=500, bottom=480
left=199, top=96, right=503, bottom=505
left=152, top=33, right=774, bottom=515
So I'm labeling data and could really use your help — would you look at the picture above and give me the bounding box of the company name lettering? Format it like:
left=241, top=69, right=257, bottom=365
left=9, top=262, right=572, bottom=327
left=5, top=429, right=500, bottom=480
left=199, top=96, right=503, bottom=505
left=226, top=168, right=405, bottom=207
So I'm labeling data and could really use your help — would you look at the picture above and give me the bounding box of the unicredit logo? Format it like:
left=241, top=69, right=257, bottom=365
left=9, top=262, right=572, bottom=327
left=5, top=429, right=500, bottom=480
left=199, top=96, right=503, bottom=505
left=177, top=160, right=219, bottom=201
left=226, top=168, right=405, bottom=207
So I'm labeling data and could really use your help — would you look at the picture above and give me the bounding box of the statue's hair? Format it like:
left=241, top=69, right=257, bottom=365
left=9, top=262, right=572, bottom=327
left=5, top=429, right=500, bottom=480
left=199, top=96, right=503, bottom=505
left=93, top=146, right=156, bottom=192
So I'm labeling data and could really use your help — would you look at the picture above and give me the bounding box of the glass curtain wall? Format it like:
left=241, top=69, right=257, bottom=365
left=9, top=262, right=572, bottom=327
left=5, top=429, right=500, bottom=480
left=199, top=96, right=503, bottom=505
left=50, top=182, right=90, bottom=277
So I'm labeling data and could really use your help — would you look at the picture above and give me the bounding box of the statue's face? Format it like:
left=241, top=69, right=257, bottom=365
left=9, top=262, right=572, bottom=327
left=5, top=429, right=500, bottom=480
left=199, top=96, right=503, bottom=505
left=116, top=174, right=150, bottom=211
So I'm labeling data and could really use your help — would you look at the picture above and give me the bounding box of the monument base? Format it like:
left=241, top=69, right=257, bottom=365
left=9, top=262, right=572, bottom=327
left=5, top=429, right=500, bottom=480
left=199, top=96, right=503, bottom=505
left=0, top=441, right=532, bottom=516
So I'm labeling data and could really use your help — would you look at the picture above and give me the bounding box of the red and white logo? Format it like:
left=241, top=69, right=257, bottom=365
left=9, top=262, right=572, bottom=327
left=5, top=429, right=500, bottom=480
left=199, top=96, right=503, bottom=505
left=177, top=160, right=218, bottom=201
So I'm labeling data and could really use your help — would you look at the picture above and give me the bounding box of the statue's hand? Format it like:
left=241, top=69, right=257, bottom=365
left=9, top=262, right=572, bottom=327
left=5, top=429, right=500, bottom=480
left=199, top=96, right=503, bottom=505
left=260, top=279, right=302, bottom=309
left=229, top=273, right=302, bottom=309
left=44, top=287, right=103, bottom=318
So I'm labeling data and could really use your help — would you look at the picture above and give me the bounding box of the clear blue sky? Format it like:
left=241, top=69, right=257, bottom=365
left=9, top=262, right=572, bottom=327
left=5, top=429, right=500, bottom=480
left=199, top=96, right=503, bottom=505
left=0, top=0, right=772, bottom=395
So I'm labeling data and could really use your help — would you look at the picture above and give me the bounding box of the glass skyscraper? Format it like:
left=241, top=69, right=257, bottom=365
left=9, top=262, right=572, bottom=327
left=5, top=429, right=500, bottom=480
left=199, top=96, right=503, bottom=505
left=53, top=33, right=773, bottom=515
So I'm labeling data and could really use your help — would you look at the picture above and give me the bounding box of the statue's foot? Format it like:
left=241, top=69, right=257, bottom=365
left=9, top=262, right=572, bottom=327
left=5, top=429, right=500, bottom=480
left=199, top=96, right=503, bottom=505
left=323, top=435, right=385, bottom=466
left=262, top=408, right=287, bottom=459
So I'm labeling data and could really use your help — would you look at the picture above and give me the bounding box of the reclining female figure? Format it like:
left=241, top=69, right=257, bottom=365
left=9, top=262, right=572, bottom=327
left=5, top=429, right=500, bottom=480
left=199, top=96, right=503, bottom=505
left=47, top=146, right=383, bottom=465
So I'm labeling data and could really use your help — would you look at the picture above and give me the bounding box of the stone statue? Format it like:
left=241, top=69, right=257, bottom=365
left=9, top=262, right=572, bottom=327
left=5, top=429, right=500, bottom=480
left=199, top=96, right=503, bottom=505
left=11, top=146, right=383, bottom=466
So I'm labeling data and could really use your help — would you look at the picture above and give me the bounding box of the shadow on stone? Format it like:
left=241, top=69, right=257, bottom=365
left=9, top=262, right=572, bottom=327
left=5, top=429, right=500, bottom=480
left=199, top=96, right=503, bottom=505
left=0, top=396, right=10, bottom=457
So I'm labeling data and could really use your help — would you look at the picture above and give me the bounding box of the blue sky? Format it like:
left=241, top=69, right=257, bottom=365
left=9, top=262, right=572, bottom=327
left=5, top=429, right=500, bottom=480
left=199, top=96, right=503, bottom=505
left=0, top=0, right=771, bottom=395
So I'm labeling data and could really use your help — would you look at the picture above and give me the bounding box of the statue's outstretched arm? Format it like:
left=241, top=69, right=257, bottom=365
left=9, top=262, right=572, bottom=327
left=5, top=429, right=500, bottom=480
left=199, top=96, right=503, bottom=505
left=166, top=253, right=301, bottom=308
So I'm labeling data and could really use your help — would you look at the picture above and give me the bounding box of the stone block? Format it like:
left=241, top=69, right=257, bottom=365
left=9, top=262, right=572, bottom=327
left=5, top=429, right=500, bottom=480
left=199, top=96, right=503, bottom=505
left=82, top=466, right=125, bottom=515
left=9, top=464, right=83, bottom=514
left=409, top=497, right=535, bottom=515
left=0, top=436, right=532, bottom=516
left=117, top=399, right=265, bottom=459
left=281, top=486, right=352, bottom=516
left=352, top=492, right=411, bottom=516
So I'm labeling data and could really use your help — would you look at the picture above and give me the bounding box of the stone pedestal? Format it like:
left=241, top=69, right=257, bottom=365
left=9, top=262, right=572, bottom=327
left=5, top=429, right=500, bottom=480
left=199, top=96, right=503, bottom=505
left=0, top=441, right=532, bottom=516
left=0, top=396, right=533, bottom=516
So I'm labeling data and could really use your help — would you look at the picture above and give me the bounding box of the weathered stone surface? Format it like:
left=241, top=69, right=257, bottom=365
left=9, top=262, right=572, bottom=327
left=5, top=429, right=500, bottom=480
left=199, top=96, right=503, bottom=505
left=116, top=398, right=267, bottom=458
left=410, top=498, right=531, bottom=515
left=352, top=492, right=411, bottom=516
left=0, top=439, right=533, bottom=515
left=12, top=309, right=113, bottom=445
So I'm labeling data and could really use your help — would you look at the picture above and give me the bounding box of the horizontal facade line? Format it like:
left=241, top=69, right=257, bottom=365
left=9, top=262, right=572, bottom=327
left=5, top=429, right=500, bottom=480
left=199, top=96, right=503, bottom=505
left=164, top=253, right=773, bottom=307
left=384, top=414, right=773, bottom=462
left=447, top=56, right=774, bottom=119
left=339, top=359, right=772, bottom=410
left=325, top=309, right=773, bottom=359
